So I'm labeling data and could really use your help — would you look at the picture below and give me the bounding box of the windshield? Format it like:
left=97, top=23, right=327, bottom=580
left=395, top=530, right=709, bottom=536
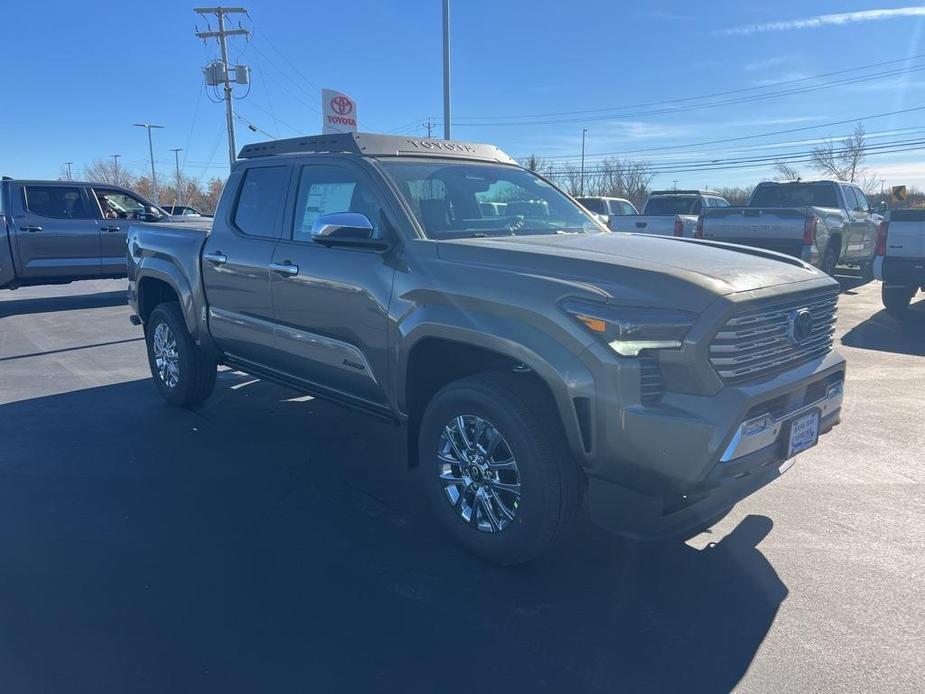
left=644, top=196, right=698, bottom=215
left=379, top=160, right=604, bottom=239
left=750, top=183, right=839, bottom=208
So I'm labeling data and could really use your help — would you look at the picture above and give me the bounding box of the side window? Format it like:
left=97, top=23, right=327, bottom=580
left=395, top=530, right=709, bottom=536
left=93, top=189, right=147, bottom=219
left=291, top=165, right=387, bottom=242
left=607, top=200, right=624, bottom=216
left=842, top=186, right=860, bottom=212
left=854, top=188, right=870, bottom=212
left=233, top=165, right=290, bottom=238
left=23, top=186, right=93, bottom=219
left=691, top=198, right=703, bottom=214
left=620, top=201, right=636, bottom=215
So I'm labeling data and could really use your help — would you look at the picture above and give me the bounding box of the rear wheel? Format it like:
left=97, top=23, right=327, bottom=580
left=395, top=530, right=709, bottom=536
left=820, top=244, right=839, bottom=277
left=418, top=373, right=583, bottom=565
left=145, top=302, right=217, bottom=406
left=882, top=285, right=914, bottom=316
left=860, top=261, right=874, bottom=283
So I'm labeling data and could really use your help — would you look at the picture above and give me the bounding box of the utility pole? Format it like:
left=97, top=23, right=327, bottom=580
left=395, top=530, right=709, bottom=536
left=110, top=154, right=121, bottom=185
left=580, top=128, right=588, bottom=196
left=424, top=117, right=435, bottom=138
left=673, top=180, right=678, bottom=190
left=196, top=7, right=250, bottom=169
left=442, top=0, right=451, bottom=140
left=133, top=123, right=164, bottom=203
left=64, top=162, right=73, bottom=181
left=170, top=148, right=184, bottom=206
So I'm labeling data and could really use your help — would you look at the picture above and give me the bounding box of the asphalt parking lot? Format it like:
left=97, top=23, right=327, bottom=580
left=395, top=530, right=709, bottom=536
left=0, top=277, right=922, bottom=693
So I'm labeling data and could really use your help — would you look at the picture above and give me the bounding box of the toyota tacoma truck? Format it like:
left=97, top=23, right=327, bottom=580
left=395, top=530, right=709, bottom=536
left=698, top=180, right=881, bottom=277
left=874, top=209, right=925, bottom=315
left=609, top=190, right=729, bottom=237
left=127, top=133, right=846, bottom=565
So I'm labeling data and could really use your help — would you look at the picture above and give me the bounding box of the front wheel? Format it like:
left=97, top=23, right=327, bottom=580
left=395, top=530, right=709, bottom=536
left=145, top=302, right=217, bottom=406
left=418, top=373, right=583, bottom=565
left=882, top=285, right=915, bottom=317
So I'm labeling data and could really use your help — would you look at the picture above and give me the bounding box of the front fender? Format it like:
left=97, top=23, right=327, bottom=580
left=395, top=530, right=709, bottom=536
left=394, top=303, right=596, bottom=461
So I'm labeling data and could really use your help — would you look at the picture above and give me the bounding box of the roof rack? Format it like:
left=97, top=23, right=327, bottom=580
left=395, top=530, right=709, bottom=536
left=649, top=189, right=722, bottom=196
left=238, top=132, right=517, bottom=165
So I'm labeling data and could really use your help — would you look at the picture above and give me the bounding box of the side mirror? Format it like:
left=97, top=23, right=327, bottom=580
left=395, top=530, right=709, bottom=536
left=311, top=212, right=386, bottom=249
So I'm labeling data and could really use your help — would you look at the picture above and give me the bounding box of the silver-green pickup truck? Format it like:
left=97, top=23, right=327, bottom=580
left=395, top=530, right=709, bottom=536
left=127, top=133, right=846, bottom=564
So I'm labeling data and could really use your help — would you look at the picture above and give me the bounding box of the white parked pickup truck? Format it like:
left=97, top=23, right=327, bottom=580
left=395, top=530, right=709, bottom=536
left=610, top=190, right=729, bottom=237
left=874, top=208, right=925, bottom=315
left=698, top=180, right=882, bottom=277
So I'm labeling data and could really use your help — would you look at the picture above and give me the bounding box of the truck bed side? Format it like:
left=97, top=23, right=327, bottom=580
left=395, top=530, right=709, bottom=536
left=700, top=206, right=843, bottom=260
left=127, top=221, right=213, bottom=348
left=610, top=214, right=697, bottom=237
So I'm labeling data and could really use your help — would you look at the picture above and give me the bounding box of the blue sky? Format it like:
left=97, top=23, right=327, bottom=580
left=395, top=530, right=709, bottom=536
left=2, top=1, right=925, bottom=190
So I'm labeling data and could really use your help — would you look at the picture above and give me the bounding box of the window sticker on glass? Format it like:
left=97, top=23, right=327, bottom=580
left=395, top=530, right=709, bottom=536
left=298, top=182, right=356, bottom=238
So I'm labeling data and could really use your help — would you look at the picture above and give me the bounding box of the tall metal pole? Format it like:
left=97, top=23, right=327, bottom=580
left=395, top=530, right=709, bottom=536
left=134, top=123, right=163, bottom=203
left=110, top=154, right=121, bottom=184
left=580, top=128, right=588, bottom=196
left=170, top=148, right=184, bottom=205
left=442, top=0, right=451, bottom=140
left=64, top=162, right=73, bottom=180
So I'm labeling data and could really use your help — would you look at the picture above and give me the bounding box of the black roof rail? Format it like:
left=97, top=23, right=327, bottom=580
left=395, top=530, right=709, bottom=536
left=237, top=132, right=517, bottom=165
left=649, top=189, right=721, bottom=196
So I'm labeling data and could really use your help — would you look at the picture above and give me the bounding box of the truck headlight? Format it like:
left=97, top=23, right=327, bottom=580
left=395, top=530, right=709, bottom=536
left=561, top=300, right=695, bottom=357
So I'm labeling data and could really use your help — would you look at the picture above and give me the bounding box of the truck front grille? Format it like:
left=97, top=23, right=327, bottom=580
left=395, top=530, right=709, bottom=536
left=709, top=289, right=839, bottom=384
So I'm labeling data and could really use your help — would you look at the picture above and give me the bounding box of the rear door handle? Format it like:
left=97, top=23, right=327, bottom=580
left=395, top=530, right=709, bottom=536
left=203, top=251, right=227, bottom=265
left=101, top=225, right=121, bottom=232
left=20, top=225, right=42, bottom=232
left=270, top=262, right=299, bottom=277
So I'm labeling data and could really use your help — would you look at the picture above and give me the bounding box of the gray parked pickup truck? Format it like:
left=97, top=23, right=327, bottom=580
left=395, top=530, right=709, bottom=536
left=698, top=180, right=881, bottom=277
left=874, top=209, right=925, bottom=314
left=0, top=177, right=207, bottom=289
left=127, top=133, right=846, bottom=565
left=609, top=190, right=729, bottom=237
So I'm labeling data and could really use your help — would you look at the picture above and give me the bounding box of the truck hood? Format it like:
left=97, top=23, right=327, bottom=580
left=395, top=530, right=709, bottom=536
left=437, top=232, right=829, bottom=312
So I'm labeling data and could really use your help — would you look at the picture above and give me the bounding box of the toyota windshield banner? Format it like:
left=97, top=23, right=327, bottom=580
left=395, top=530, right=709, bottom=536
left=322, top=88, right=358, bottom=134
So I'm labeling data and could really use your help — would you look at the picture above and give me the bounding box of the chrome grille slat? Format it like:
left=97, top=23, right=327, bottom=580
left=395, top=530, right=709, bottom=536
left=710, top=289, right=839, bottom=384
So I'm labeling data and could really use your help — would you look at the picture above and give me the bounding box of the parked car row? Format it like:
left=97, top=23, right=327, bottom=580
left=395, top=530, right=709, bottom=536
left=124, top=132, right=848, bottom=565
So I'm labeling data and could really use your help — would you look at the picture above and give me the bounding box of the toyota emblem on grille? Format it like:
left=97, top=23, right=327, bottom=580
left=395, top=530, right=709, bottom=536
left=788, top=308, right=814, bottom=344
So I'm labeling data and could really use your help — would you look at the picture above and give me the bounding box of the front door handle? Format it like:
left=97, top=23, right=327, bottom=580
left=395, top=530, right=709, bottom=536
left=101, top=225, right=121, bottom=232
left=270, top=262, right=299, bottom=277
left=203, top=251, right=227, bottom=265
left=20, top=225, right=42, bottom=232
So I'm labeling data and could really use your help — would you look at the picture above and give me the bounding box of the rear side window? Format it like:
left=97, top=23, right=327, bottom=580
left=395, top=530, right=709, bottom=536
left=618, top=201, right=637, bottom=215
left=233, top=166, right=289, bottom=238
left=644, top=196, right=698, bottom=215
left=23, top=185, right=93, bottom=219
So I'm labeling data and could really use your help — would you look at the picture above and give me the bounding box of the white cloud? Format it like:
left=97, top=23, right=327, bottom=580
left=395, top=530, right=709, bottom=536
left=743, top=56, right=792, bottom=72
left=723, top=7, right=925, bottom=35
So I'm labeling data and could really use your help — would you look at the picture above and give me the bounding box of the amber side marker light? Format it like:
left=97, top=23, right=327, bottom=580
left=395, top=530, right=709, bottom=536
left=576, top=315, right=607, bottom=333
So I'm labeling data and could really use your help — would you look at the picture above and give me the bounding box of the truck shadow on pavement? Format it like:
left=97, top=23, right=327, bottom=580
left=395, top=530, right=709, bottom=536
left=0, top=374, right=787, bottom=693
left=0, top=289, right=126, bottom=318
left=841, top=298, right=925, bottom=356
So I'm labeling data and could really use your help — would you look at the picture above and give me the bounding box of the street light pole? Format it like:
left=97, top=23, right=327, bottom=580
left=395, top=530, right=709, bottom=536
left=170, top=148, right=183, bottom=206
left=64, top=162, right=73, bottom=181
left=442, top=0, right=451, bottom=140
left=580, top=128, right=588, bottom=196
left=133, top=123, right=164, bottom=203
left=110, top=154, right=121, bottom=184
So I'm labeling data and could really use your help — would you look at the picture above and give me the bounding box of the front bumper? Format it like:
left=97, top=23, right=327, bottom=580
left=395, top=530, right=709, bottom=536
left=586, top=352, right=846, bottom=540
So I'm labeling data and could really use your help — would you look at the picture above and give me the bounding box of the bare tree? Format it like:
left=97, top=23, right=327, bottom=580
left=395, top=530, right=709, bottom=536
left=810, top=123, right=868, bottom=184
left=774, top=160, right=801, bottom=181
left=82, top=158, right=135, bottom=188
left=715, top=186, right=754, bottom=205
left=520, top=154, right=552, bottom=176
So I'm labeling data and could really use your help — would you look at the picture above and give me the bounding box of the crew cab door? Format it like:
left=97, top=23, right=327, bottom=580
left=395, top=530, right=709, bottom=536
left=202, top=164, right=290, bottom=365
left=11, top=183, right=99, bottom=280
left=90, top=187, right=160, bottom=274
left=267, top=160, right=396, bottom=408
left=849, top=186, right=876, bottom=261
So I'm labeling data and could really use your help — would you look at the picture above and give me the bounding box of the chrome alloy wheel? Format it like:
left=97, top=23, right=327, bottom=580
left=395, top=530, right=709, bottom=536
left=152, top=322, right=180, bottom=389
left=437, top=415, right=521, bottom=533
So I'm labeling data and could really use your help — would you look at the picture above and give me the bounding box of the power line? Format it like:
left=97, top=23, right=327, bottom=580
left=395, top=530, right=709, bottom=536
left=456, top=52, right=925, bottom=122
left=454, top=63, right=925, bottom=127
left=524, top=104, right=925, bottom=161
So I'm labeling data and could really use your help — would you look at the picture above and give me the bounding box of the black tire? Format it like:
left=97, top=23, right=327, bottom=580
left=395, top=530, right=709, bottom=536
left=820, top=243, right=839, bottom=277
left=882, top=285, right=914, bottom=317
left=859, top=260, right=874, bottom=283
left=145, top=302, right=217, bottom=406
left=418, top=372, right=583, bottom=565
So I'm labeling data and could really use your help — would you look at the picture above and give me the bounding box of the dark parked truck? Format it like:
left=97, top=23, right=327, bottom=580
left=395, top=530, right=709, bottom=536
left=698, top=180, right=882, bottom=277
left=0, top=178, right=208, bottom=289
left=127, top=133, right=846, bottom=565
left=609, top=190, right=729, bottom=237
